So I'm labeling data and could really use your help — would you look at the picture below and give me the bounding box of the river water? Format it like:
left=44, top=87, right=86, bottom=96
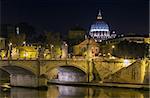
left=0, top=84, right=149, bottom=98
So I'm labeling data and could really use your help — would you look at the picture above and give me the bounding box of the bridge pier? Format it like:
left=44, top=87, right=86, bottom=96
left=10, top=74, right=47, bottom=88
left=87, top=60, right=94, bottom=82
left=38, top=75, right=48, bottom=88
left=10, top=74, right=38, bottom=87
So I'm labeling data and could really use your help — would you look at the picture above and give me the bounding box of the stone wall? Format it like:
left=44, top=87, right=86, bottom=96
left=104, top=59, right=149, bottom=84
left=93, top=60, right=125, bottom=80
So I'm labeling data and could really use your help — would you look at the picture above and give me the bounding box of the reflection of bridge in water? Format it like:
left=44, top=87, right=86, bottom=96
left=0, top=85, right=149, bottom=98
left=0, top=57, right=149, bottom=88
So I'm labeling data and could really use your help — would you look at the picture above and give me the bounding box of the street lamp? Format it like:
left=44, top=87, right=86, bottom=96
left=61, top=41, right=68, bottom=59
left=8, top=43, right=12, bottom=60
left=123, top=59, right=130, bottom=67
left=23, top=41, right=26, bottom=46
left=112, top=45, right=115, bottom=49
left=111, top=45, right=115, bottom=56
left=64, top=41, right=68, bottom=59
left=50, top=44, right=54, bottom=59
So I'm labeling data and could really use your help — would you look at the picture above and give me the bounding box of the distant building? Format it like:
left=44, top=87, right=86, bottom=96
left=14, top=46, right=38, bottom=59
left=144, top=37, right=150, bottom=44
left=100, top=34, right=149, bottom=58
left=104, top=35, right=149, bottom=44
left=89, top=10, right=116, bottom=42
left=73, top=38, right=99, bottom=58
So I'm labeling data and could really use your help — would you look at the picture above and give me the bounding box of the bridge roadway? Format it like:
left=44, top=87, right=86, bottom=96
left=0, top=57, right=148, bottom=88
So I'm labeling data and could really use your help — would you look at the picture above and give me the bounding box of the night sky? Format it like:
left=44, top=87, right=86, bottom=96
left=1, top=0, right=149, bottom=35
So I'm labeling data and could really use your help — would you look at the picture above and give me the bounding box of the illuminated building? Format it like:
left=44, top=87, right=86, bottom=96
left=89, top=10, right=116, bottom=42
left=16, top=46, right=38, bottom=59
left=105, top=35, right=149, bottom=44
left=73, top=38, right=99, bottom=57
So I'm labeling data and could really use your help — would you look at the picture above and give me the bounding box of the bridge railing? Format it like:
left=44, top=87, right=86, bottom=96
left=0, top=55, right=142, bottom=62
left=0, top=56, right=87, bottom=61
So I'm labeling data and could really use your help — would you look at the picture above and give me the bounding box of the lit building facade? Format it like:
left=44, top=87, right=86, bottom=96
left=10, top=46, right=38, bottom=59
left=89, top=10, right=116, bottom=42
left=73, top=38, right=99, bottom=57
left=104, top=35, right=149, bottom=44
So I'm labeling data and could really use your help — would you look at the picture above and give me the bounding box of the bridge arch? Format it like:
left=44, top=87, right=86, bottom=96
left=0, top=68, right=10, bottom=83
left=0, top=66, right=36, bottom=76
left=44, top=65, right=87, bottom=82
left=0, top=65, right=37, bottom=87
left=45, top=64, right=87, bottom=74
left=0, top=65, right=37, bottom=75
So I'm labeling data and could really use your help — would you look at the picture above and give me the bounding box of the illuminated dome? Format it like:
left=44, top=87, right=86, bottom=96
left=90, top=21, right=109, bottom=32
left=89, top=10, right=112, bottom=42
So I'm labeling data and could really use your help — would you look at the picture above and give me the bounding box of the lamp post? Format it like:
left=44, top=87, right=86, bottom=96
left=112, top=45, right=115, bottom=49
left=50, top=44, right=54, bottom=59
left=64, top=42, right=68, bottom=58
left=62, top=41, right=68, bottom=59
left=111, top=45, right=115, bottom=56
left=23, top=41, right=26, bottom=46
left=8, top=43, right=12, bottom=60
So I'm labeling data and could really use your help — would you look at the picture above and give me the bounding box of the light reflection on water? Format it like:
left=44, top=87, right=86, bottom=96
left=0, top=85, right=149, bottom=98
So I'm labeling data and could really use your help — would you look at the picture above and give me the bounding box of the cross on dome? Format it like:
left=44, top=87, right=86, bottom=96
left=97, top=10, right=102, bottom=20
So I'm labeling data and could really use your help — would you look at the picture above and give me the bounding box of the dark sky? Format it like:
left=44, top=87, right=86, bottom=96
left=1, top=0, right=149, bottom=35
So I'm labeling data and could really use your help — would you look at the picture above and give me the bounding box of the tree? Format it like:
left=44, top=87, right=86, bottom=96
left=16, top=22, right=36, bottom=42
left=113, top=40, right=148, bottom=58
left=45, top=32, right=61, bottom=46
left=8, top=33, right=26, bottom=46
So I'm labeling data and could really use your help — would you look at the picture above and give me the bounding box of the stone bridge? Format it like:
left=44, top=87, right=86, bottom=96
left=0, top=58, right=149, bottom=87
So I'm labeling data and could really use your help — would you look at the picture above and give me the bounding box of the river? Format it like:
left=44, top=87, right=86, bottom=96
left=0, top=84, right=149, bottom=98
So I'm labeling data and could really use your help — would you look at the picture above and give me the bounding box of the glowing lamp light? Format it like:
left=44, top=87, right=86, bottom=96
left=112, top=45, right=115, bottom=49
left=111, top=56, right=115, bottom=59
left=65, top=43, right=68, bottom=46
left=123, top=59, right=130, bottom=67
left=23, top=41, right=26, bottom=45
left=9, top=43, right=12, bottom=46
left=103, top=54, right=106, bottom=57
left=108, top=53, right=111, bottom=56
left=24, top=53, right=28, bottom=57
